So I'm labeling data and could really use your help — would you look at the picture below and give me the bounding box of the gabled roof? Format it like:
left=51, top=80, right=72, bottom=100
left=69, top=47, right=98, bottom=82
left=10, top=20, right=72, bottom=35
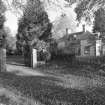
left=76, top=31, right=93, bottom=40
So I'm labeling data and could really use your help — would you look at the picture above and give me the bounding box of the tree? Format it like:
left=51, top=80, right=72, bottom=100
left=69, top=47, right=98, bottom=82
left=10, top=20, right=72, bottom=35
left=17, top=0, right=52, bottom=66
left=18, top=0, right=51, bottom=42
left=93, top=8, right=105, bottom=33
left=75, top=0, right=105, bottom=23
left=64, top=0, right=105, bottom=23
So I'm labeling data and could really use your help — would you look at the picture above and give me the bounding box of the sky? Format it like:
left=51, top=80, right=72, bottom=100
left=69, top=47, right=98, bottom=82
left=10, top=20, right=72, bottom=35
left=3, top=0, right=25, bottom=37
left=45, top=0, right=93, bottom=32
left=4, top=10, right=19, bottom=36
left=3, top=0, right=93, bottom=37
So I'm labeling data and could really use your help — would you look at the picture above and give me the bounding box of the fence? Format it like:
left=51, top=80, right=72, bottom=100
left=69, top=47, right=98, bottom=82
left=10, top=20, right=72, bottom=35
left=75, top=56, right=105, bottom=66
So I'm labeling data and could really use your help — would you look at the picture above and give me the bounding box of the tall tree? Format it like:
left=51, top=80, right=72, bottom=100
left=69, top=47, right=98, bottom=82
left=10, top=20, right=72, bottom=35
left=18, top=0, right=51, bottom=42
left=17, top=0, right=52, bottom=66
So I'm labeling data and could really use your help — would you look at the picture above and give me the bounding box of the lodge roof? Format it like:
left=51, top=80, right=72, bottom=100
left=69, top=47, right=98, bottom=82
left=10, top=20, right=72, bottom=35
left=58, top=30, right=93, bottom=42
left=75, top=31, right=93, bottom=40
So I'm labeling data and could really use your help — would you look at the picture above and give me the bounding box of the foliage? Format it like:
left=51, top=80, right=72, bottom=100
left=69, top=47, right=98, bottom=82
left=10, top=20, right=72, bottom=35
left=35, top=40, right=51, bottom=61
left=65, top=0, right=105, bottom=23
left=6, top=36, right=16, bottom=51
left=16, top=40, right=23, bottom=55
left=93, top=8, right=105, bottom=33
left=17, top=0, right=52, bottom=44
left=75, top=0, right=105, bottom=22
left=0, top=15, right=5, bottom=28
left=35, top=40, right=49, bottom=52
left=0, top=0, right=5, bottom=28
left=12, top=0, right=26, bottom=10
left=0, top=0, right=5, bottom=12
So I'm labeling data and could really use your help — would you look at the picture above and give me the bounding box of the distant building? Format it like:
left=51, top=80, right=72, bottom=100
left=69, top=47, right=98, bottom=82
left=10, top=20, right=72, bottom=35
left=55, top=25, right=85, bottom=55
left=55, top=25, right=104, bottom=57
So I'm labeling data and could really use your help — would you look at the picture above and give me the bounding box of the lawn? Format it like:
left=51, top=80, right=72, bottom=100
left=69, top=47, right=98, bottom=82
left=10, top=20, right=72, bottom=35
left=0, top=69, right=105, bottom=105
left=2, top=55, right=105, bottom=105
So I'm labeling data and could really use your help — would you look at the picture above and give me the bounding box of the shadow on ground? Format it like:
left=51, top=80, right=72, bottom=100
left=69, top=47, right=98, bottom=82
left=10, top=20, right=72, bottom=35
left=0, top=72, right=105, bottom=105
left=6, top=55, right=25, bottom=66
left=6, top=55, right=102, bottom=78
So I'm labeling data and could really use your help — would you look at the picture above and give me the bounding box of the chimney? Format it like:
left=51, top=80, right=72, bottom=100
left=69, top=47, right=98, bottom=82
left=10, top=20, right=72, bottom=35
left=82, top=24, right=85, bottom=32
